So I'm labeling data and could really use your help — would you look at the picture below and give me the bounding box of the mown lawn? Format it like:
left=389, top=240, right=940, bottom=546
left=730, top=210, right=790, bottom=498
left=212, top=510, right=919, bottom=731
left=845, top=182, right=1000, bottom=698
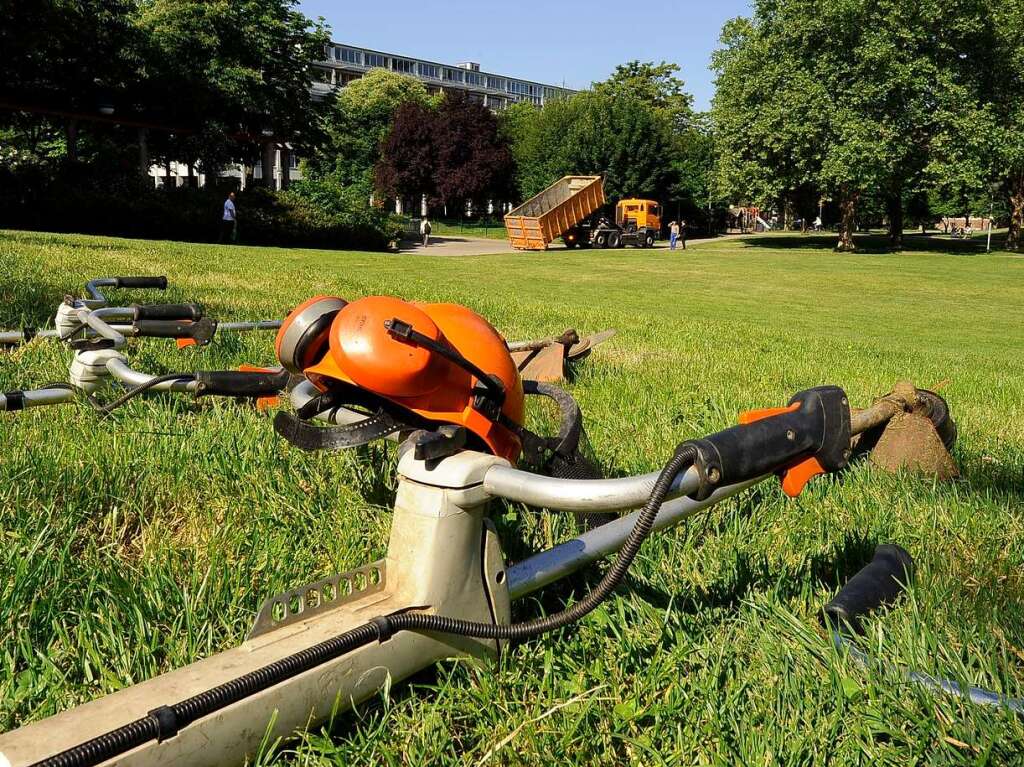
left=1, top=228, right=1023, bottom=765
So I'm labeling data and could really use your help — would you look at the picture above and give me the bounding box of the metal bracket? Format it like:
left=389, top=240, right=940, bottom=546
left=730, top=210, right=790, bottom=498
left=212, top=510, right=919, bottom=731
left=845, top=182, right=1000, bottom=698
left=248, top=560, right=387, bottom=639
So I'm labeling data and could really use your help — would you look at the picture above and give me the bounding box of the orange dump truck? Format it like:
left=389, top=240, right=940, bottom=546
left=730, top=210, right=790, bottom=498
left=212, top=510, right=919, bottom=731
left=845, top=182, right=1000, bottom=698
left=504, top=175, right=605, bottom=250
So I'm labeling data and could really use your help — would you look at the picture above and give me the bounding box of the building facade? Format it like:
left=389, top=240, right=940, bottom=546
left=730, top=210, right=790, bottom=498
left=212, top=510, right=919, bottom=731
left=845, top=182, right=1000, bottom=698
left=312, top=43, right=573, bottom=110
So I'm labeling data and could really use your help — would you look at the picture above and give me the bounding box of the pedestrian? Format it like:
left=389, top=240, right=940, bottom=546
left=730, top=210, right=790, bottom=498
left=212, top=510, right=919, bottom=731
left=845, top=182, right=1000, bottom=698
left=669, top=220, right=680, bottom=250
left=219, top=191, right=237, bottom=243
left=813, top=215, right=822, bottom=232
left=420, top=217, right=432, bottom=247
left=679, top=220, right=688, bottom=250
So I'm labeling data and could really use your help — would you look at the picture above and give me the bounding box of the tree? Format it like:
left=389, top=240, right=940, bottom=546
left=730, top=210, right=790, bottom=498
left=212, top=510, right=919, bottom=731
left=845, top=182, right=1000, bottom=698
left=374, top=101, right=438, bottom=203
left=712, top=0, right=960, bottom=251
left=502, top=90, right=675, bottom=204
left=307, top=68, right=431, bottom=188
left=432, top=92, right=514, bottom=212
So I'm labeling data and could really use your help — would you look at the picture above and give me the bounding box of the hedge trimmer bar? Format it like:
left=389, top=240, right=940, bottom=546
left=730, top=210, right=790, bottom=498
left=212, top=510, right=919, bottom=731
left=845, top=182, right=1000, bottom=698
left=0, top=376, right=955, bottom=767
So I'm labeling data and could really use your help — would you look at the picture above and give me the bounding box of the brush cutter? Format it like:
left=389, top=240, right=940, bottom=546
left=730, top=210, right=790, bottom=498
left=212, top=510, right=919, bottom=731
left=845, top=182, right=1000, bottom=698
left=508, top=328, right=617, bottom=382
left=823, top=545, right=1023, bottom=715
left=0, top=294, right=962, bottom=767
left=0, top=276, right=281, bottom=348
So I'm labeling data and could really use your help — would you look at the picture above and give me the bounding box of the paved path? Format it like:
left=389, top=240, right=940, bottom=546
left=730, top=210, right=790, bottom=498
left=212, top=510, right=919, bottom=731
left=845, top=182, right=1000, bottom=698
left=398, top=235, right=720, bottom=257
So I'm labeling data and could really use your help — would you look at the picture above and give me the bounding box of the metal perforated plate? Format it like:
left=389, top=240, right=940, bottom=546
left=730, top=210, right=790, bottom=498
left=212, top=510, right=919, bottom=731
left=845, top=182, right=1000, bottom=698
left=248, top=560, right=387, bottom=639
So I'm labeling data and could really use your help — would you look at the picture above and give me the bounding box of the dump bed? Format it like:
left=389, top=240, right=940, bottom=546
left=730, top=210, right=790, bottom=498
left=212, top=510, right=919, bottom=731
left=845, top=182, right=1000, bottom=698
left=504, top=175, right=605, bottom=250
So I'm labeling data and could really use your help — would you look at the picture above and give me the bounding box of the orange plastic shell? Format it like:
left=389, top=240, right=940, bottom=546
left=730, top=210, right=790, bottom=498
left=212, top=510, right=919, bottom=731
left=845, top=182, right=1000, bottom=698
left=298, top=296, right=525, bottom=462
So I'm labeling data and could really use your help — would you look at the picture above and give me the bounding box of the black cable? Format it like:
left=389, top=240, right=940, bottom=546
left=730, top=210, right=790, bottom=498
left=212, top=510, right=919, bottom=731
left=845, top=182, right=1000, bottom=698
left=86, top=374, right=196, bottom=415
left=31, top=445, right=696, bottom=767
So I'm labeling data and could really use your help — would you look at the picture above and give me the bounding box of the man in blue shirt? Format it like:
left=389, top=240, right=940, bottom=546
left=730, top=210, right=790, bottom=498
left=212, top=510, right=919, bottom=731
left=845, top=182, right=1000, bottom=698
left=220, top=192, right=237, bottom=243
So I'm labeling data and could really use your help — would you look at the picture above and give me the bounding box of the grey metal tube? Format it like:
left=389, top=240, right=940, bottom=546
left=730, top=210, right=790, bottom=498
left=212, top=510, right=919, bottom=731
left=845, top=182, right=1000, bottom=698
left=106, top=358, right=199, bottom=393
left=0, top=387, right=77, bottom=411
left=290, top=380, right=375, bottom=427
left=507, top=476, right=764, bottom=600
left=218, top=320, right=283, bottom=333
left=83, top=278, right=117, bottom=308
left=77, top=309, right=126, bottom=349
left=483, top=464, right=698, bottom=512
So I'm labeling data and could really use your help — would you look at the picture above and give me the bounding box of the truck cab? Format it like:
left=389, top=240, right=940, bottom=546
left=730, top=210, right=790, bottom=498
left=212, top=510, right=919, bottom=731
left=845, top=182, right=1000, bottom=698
left=617, top=200, right=662, bottom=233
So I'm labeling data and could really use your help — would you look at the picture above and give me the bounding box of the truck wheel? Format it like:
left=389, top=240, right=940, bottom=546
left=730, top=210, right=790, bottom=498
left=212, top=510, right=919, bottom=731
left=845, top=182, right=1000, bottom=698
left=594, top=232, right=608, bottom=248
left=608, top=232, right=622, bottom=249
left=644, top=233, right=655, bottom=248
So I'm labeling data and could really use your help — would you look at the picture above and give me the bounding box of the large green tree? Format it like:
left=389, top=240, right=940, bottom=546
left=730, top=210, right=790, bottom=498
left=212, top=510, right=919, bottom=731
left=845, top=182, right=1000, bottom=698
left=712, top=0, right=960, bottom=251
left=307, top=68, right=431, bottom=189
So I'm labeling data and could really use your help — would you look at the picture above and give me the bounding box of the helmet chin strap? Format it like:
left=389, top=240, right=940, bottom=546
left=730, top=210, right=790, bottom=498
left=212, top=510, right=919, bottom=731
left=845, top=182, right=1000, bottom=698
left=273, top=409, right=404, bottom=452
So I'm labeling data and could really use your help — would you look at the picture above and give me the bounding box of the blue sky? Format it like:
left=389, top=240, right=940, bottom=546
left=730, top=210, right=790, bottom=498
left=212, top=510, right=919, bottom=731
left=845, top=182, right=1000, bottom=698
left=297, top=0, right=753, bottom=111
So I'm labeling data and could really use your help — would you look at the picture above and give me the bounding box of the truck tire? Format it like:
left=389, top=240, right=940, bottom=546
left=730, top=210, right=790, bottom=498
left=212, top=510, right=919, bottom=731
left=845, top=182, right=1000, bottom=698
left=644, top=232, right=655, bottom=248
left=594, top=232, right=608, bottom=248
left=608, top=231, right=622, bottom=249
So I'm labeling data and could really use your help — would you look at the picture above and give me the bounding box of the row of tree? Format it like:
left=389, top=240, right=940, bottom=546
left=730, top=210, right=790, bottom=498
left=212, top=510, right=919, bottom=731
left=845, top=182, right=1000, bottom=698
left=0, top=0, right=328, bottom=177
left=303, top=63, right=713, bottom=226
left=711, top=0, right=1023, bottom=250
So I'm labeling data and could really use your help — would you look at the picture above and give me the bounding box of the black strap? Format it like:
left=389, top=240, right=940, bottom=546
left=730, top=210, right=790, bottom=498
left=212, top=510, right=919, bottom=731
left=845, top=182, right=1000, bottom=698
left=273, top=410, right=404, bottom=452
left=22, top=327, right=37, bottom=342
left=4, top=391, right=25, bottom=411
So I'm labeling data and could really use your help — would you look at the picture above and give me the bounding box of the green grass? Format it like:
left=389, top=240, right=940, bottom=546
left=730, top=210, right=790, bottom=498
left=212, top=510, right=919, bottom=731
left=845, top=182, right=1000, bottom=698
left=2, top=228, right=1023, bottom=765
left=430, top=220, right=509, bottom=240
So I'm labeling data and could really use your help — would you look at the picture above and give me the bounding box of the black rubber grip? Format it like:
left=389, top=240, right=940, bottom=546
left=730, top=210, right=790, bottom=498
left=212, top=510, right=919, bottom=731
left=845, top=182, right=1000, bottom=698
left=133, top=318, right=216, bottom=345
left=134, top=303, right=204, bottom=321
left=115, top=276, right=168, bottom=290
left=194, top=370, right=290, bottom=398
left=823, top=544, right=914, bottom=632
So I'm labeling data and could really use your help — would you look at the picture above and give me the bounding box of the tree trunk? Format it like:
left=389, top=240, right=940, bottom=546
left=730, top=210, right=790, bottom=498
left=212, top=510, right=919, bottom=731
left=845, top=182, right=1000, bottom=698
left=1008, top=173, right=1024, bottom=252
left=137, top=128, right=149, bottom=182
left=887, top=192, right=904, bottom=249
left=836, top=188, right=859, bottom=252
left=65, top=119, right=78, bottom=161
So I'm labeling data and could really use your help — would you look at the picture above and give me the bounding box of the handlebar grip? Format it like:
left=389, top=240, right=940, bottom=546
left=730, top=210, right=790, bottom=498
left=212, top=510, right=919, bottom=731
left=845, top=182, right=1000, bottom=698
left=114, top=276, right=168, bottom=290
left=823, top=544, right=914, bottom=632
left=133, top=303, right=204, bottom=321
left=194, top=370, right=291, bottom=398
left=134, top=318, right=217, bottom=346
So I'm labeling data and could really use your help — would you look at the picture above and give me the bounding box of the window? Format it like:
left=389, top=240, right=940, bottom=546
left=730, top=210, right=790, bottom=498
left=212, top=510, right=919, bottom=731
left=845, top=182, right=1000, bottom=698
left=486, top=76, right=504, bottom=90
left=289, top=154, right=300, bottom=169
left=418, top=62, right=440, bottom=79
left=391, top=58, right=414, bottom=74
left=465, top=72, right=484, bottom=86
left=488, top=96, right=506, bottom=110
left=339, top=47, right=362, bottom=65
left=443, top=67, right=464, bottom=83
left=649, top=204, right=660, bottom=216
left=366, top=52, right=386, bottom=68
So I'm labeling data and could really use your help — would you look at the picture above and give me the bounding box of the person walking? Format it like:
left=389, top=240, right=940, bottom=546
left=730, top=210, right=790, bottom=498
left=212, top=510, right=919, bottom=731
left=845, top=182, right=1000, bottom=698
left=813, top=215, right=823, bottom=232
left=420, top=217, right=432, bottom=247
left=669, top=220, right=680, bottom=251
left=219, top=191, right=237, bottom=243
left=679, top=220, right=688, bottom=250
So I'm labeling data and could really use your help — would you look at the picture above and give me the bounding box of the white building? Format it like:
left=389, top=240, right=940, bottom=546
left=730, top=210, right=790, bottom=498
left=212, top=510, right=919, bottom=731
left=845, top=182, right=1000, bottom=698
left=151, top=43, right=573, bottom=191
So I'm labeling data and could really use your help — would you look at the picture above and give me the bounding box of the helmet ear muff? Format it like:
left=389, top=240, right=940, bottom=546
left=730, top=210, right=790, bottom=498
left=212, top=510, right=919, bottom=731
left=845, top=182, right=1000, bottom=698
left=276, top=296, right=348, bottom=374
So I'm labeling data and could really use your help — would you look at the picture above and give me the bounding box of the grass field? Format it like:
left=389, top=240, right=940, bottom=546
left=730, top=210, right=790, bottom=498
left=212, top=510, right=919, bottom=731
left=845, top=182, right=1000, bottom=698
left=430, top=220, right=509, bottom=240
left=1, top=228, right=1023, bottom=765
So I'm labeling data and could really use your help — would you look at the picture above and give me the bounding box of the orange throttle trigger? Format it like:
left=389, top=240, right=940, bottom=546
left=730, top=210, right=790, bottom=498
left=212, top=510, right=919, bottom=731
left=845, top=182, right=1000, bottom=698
left=737, top=402, right=823, bottom=497
left=738, top=402, right=800, bottom=425
left=682, top=387, right=851, bottom=502
left=239, top=365, right=284, bottom=411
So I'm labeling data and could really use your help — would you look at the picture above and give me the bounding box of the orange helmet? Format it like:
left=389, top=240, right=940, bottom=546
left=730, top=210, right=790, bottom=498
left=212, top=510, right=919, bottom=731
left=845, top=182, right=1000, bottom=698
left=275, top=295, right=525, bottom=462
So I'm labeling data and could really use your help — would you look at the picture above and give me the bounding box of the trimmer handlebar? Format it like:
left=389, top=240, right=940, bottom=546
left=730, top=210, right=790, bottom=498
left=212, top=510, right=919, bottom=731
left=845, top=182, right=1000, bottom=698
left=133, top=303, right=204, bottom=321
left=195, top=370, right=291, bottom=398
left=114, top=276, right=169, bottom=290
left=133, top=318, right=217, bottom=345
left=823, top=544, right=914, bottom=632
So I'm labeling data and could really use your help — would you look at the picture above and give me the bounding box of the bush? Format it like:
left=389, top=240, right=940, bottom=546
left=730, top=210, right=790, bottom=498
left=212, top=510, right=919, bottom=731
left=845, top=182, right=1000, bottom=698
left=0, top=160, right=400, bottom=251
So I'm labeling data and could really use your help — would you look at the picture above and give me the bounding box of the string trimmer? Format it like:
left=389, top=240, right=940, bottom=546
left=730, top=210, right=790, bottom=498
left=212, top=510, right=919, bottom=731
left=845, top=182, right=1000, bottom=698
left=0, top=296, right=959, bottom=767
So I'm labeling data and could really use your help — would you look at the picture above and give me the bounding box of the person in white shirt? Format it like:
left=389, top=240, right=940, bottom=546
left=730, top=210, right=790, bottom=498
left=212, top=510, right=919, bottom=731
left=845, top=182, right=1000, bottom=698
left=420, top=217, right=432, bottom=247
left=220, top=192, right=237, bottom=243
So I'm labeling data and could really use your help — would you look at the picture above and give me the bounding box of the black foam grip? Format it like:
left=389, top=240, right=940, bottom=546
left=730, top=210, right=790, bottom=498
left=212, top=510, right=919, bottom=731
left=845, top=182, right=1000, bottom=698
left=115, top=276, right=168, bottom=290
left=194, top=370, right=290, bottom=398
left=133, top=320, right=201, bottom=339
left=134, top=303, right=204, bottom=321
left=823, top=544, right=914, bottom=631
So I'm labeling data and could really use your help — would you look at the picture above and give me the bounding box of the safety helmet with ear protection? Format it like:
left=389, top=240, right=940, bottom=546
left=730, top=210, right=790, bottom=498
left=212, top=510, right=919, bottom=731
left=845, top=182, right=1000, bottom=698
left=274, top=295, right=526, bottom=462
